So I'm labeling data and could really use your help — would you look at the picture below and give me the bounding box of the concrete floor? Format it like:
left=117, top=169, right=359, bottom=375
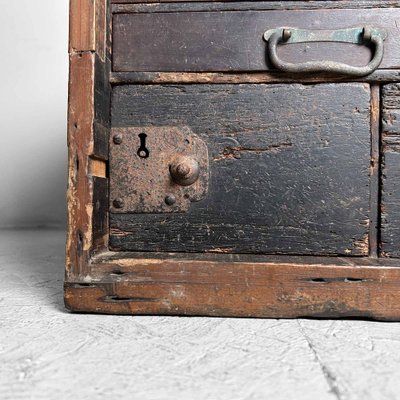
left=1, top=230, right=400, bottom=399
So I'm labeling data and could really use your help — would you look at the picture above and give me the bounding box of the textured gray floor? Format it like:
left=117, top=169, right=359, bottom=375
left=1, top=230, right=400, bottom=400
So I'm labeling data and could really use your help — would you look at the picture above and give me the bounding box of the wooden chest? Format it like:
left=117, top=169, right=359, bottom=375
left=65, top=0, right=400, bottom=320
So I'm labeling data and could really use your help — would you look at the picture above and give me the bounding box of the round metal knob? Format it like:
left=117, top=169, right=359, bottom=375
left=170, top=156, right=200, bottom=186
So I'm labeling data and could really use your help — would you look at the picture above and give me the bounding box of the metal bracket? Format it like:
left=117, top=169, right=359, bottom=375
left=263, top=26, right=387, bottom=44
left=110, top=126, right=209, bottom=213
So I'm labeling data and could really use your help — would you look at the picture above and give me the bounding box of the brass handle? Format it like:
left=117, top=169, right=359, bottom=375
left=263, top=26, right=387, bottom=77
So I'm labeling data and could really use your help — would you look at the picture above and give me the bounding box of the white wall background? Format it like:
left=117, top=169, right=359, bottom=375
left=0, top=1, right=69, bottom=228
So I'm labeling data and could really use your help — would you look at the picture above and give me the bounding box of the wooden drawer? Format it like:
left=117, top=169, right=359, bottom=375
left=110, top=83, right=371, bottom=255
left=65, top=0, right=400, bottom=320
left=112, top=9, right=400, bottom=72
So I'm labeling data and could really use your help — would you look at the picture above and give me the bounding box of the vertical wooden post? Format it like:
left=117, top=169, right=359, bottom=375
left=66, top=0, right=109, bottom=279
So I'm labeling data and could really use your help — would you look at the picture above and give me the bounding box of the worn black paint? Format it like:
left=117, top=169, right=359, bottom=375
left=112, top=9, right=400, bottom=72
left=110, top=83, right=370, bottom=255
left=93, top=52, right=111, bottom=161
left=112, top=1, right=400, bottom=13
left=92, top=176, right=109, bottom=255
left=381, top=83, right=400, bottom=257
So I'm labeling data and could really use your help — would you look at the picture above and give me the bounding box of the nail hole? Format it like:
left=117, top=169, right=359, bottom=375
left=111, top=270, right=125, bottom=276
left=344, top=277, right=363, bottom=282
left=75, top=283, right=93, bottom=288
left=102, top=296, right=158, bottom=303
left=103, top=296, right=136, bottom=302
left=310, top=278, right=327, bottom=283
left=77, top=230, right=83, bottom=256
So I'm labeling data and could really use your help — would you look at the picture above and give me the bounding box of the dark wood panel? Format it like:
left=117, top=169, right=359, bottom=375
left=111, top=0, right=399, bottom=9
left=110, top=83, right=371, bottom=255
left=91, top=176, right=109, bottom=254
left=65, top=254, right=400, bottom=321
left=94, top=53, right=111, bottom=160
left=369, top=85, right=380, bottom=258
left=113, top=9, right=400, bottom=72
left=381, top=83, right=400, bottom=257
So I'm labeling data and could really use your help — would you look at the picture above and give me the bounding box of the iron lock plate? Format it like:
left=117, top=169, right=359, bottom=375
left=110, top=126, right=209, bottom=213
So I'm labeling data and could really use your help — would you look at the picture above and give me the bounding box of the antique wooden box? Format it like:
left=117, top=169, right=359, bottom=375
left=65, top=0, right=400, bottom=320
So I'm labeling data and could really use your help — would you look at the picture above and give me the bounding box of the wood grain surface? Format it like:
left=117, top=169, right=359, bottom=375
left=66, top=0, right=400, bottom=320
left=381, top=83, right=400, bottom=257
left=110, top=83, right=371, bottom=255
left=66, top=0, right=110, bottom=278
left=111, top=0, right=399, bottom=8
left=113, top=9, right=400, bottom=72
left=110, top=70, right=400, bottom=85
left=65, top=252, right=400, bottom=320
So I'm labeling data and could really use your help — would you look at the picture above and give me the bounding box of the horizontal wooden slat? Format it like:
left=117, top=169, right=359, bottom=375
left=65, top=255, right=400, bottom=320
left=91, top=251, right=400, bottom=267
left=111, top=0, right=398, bottom=8
left=110, top=70, right=400, bottom=85
left=113, top=9, right=400, bottom=72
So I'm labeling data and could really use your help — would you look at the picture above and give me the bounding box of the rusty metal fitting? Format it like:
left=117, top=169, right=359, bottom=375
left=282, top=29, right=292, bottom=41
left=113, top=135, right=123, bottom=145
left=170, top=156, right=200, bottom=186
left=113, top=198, right=124, bottom=209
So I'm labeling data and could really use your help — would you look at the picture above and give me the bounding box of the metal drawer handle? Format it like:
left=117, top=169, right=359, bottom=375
left=263, top=26, right=387, bottom=76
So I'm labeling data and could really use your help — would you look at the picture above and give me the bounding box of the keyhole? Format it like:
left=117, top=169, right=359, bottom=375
left=137, top=133, right=150, bottom=158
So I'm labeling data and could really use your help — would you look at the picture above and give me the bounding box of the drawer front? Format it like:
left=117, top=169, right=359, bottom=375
left=113, top=9, right=400, bottom=72
left=110, top=83, right=371, bottom=255
left=382, top=84, right=400, bottom=257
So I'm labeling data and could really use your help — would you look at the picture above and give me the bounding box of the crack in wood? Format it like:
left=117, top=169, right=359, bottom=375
left=214, top=143, right=293, bottom=161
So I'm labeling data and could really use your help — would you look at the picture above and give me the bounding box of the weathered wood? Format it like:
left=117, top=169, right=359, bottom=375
left=65, top=254, right=400, bottom=321
left=93, top=121, right=109, bottom=160
left=369, top=85, right=380, bottom=258
left=95, top=54, right=111, bottom=129
left=66, top=0, right=110, bottom=279
left=94, top=54, right=111, bottom=160
left=381, top=83, right=400, bottom=257
left=113, top=9, right=400, bottom=72
left=110, top=70, right=400, bottom=85
left=111, top=83, right=371, bottom=255
left=67, top=52, right=96, bottom=278
left=66, top=0, right=400, bottom=320
left=92, top=177, right=109, bottom=254
left=89, top=158, right=107, bottom=178
left=69, top=0, right=107, bottom=55
left=69, top=0, right=96, bottom=52
left=95, top=0, right=107, bottom=61
left=111, top=0, right=400, bottom=9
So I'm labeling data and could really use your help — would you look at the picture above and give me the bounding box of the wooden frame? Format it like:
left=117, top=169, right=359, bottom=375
left=65, top=0, right=400, bottom=320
